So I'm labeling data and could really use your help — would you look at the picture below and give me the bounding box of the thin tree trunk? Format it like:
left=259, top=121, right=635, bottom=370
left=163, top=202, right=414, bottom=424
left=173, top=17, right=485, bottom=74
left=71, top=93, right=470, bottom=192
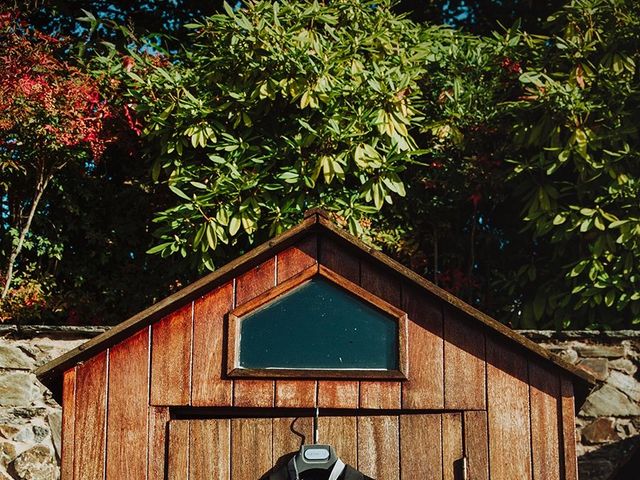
left=1, top=174, right=50, bottom=299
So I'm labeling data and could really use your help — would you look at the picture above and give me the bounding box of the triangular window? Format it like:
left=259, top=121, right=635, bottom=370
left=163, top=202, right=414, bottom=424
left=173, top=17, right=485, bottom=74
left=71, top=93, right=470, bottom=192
left=228, top=267, right=407, bottom=379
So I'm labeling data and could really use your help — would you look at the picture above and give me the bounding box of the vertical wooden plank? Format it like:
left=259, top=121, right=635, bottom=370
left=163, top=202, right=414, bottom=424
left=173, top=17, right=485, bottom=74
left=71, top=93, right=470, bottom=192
left=190, top=419, right=230, bottom=479
left=273, top=417, right=313, bottom=466
left=106, top=328, right=149, bottom=479
left=150, top=303, right=192, bottom=405
left=463, top=411, right=489, bottom=480
left=236, top=257, right=276, bottom=305
left=234, top=259, right=276, bottom=407
left=148, top=407, right=170, bottom=480
left=442, top=413, right=463, bottom=480
left=167, top=421, right=189, bottom=480
left=275, top=381, right=316, bottom=408
left=319, top=235, right=359, bottom=283
left=357, top=416, right=399, bottom=480
left=318, top=237, right=359, bottom=407
left=74, top=351, right=107, bottom=480
left=444, top=308, right=486, bottom=410
left=359, top=261, right=401, bottom=409
left=560, top=378, right=578, bottom=480
left=359, top=382, right=401, bottom=409
left=530, top=361, right=561, bottom=480
left=61, top=367, right=77, bottom=480
left=233, top=380, right=274, bottom=408
left=231, top=418, right=273, bottom=479
left=192, top=282, right=233, bottom=406
left=360, top=261, right=401, bottom=307
left=487, top=337, right=532, bottom=480
left=277, top=235, right=318, bottom=283
left=317, top=382, right=359, bottom=409
left=402, top=284, right=444, bottom=409
left=317, top=416, right=357, bottom=467
left=400, top=414, right=442, bottom=480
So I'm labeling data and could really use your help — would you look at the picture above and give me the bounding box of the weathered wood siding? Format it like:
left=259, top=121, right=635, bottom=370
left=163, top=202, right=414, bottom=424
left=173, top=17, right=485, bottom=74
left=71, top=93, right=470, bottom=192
left=60, top=231, right=579, bottom=480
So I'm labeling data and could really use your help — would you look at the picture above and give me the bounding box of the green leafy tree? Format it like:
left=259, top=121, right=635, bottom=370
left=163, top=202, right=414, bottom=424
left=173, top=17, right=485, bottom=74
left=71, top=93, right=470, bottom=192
left=0, top=12, right=118, bottom=300
left=499, top=0, right=640, bottom=328
left=110, top=0, right=423, bottom=270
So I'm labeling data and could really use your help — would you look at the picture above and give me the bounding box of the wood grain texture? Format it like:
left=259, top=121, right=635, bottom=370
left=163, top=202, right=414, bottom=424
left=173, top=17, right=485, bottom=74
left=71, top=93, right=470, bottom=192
left=317, top=416, right=357, bottom=467
left=400, top=414, right=442, bottom=480
left=234, top=258, right=275, bottom=407
left=442, top=413, right=463, bottom=480
left=74, top=352, right=107, bottom=480
left=275, top=381, right=316, bottom=408
left=236, top=257, right=276, bottom=305
left=319, top=235, right=359, bottom=283
left=487, top=337, right=532, bottom=480
left=359, top=261, right=402, bottom=409
left=561, top=378, right=578, bottom=480
left=61, top=367, right=76, bottom=480
left=106, top=328, right=149, bottom=479
left=402, top=285, right=444, bottom=409
left=357, top=416, right=399, bottom=480
left=529, top=361, right=561, bottom=480
left=231, top=418, right=273, bottom=479
left=167, top=421, right=189, bottom=480
left=273, top=417, right=313, bottom=466
left=444, top=307, right=486, bottom=410
left=190, top=419, right=230, bottom=479
left=150, top=303, right=192, bottom=405
left=360, top=261, right=401, bottom=307
left=192, top=282, right=233, bottom=406
left=148, top=407, right=170, bottom=480
left=233, top=380, right=275, bottom=408
left=463, top=411, right=489, bottom=480
left=317, top=381, right=359, bottom=409
left=277, top=235, right=318, bottom=283
left=359, top=382, right=401, bottom=409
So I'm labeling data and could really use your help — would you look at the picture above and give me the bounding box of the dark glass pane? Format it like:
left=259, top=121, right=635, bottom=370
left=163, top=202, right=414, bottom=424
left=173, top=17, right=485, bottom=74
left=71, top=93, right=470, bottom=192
left=239, top=278, right=398, bottom=370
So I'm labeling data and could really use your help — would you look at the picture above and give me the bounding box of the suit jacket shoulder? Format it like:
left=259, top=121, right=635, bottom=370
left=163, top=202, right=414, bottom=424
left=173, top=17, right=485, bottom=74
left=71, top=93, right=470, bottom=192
left=268, top=464, right=288, bottom=480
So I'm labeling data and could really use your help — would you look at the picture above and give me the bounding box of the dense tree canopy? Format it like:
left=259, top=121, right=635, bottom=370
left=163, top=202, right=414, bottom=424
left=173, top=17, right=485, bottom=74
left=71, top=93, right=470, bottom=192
left=2, top=0, right=639, bottom=329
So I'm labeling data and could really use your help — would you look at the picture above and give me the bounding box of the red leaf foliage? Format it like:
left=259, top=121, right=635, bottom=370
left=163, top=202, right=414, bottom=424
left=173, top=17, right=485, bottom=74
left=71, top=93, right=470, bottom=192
left=0, top=11, right=119, bottom=162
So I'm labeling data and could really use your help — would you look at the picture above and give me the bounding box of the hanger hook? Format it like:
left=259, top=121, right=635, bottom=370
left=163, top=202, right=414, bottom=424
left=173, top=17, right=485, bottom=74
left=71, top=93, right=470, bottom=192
left=314, top=407, right=320, bottom=444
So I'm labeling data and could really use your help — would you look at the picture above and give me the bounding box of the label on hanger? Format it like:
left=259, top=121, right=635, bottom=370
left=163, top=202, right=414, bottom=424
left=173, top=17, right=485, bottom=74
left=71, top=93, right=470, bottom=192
left=304, top=448, right=331, bottom=461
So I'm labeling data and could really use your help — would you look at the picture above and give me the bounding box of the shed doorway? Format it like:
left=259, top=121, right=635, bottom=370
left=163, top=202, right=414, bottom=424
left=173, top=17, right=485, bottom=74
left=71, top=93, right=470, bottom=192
left=166, top=411, right=475, bottom=479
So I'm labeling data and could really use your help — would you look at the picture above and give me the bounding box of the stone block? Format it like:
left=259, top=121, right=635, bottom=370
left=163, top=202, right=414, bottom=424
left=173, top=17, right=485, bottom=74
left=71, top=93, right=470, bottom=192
left=581, top=418, right=620, bottom=444
left=0, top=426, right=20, bottom=441
left=608, top=370, right=640, bottom=402
left=0, top=374, right=38, bottom=407
left=581, top=384, right=640, bottom=417
left=575, top=344, right=625, bottom=358
left=558, top=348, right=579, bottom=364
left=0, top=346, right=35, bottom=370
left=46, top=412, right=61, bottom=460
left=9, top=445, right=57, bottom=480
left=609, top=358, right=637, bottom=375
left=0, top=441, right=16, bottom=468
left=578, top=358, right=609, bottom=381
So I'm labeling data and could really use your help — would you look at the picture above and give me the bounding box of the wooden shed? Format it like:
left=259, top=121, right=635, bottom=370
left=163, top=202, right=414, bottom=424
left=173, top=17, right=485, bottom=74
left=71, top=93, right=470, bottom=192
left=36, top=209, right=595, bottom=480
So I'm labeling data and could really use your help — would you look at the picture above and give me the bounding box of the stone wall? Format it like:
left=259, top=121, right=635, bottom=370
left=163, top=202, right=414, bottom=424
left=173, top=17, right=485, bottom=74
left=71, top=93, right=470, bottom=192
left=0, top=326, right=638, bottom=480
left=0, top=326, right=107, bottom=480
left=521, top=330, right=640, bottom=480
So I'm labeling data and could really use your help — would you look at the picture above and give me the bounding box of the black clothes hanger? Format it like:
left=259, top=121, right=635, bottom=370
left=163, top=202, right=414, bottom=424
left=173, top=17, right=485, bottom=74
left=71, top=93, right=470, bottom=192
left=287, top=408, right=346, bottom=480
left=291, top=444, right=341, bottom=474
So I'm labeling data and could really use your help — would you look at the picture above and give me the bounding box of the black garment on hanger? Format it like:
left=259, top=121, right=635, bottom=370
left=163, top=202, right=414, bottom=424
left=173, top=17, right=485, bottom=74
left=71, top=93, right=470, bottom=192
left=269, top=463, right=374, bottom=480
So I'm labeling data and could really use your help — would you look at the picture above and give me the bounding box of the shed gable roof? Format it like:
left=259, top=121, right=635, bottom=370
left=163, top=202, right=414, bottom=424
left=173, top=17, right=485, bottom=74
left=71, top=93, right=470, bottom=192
left=35, top=209, right=595, bottom=402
